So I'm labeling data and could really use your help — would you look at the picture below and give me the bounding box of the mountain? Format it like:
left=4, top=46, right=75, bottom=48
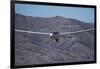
left=15, top=13, right=94, bottom=66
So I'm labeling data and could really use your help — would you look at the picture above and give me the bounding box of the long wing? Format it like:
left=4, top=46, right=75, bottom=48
left=60, top=28, right=94, bottom=35
left=15, top=29, right=51, bottom=35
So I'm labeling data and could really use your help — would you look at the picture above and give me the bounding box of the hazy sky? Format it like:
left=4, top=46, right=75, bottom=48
left=15, top=4, right=95, bottom=23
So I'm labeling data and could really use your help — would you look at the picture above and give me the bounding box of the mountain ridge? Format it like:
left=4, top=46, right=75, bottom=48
left=15, top=13, right=93, bottom=23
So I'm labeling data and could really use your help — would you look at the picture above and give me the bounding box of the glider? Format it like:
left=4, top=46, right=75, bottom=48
left=15, top=28, right=94, bottom=43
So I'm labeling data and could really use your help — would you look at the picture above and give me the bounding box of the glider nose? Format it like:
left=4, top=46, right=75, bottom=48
left=55, top=39, right=59, bottom=43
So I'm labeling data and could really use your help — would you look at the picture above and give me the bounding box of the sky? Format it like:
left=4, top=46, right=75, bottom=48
left=15, top=4, right=95, bottom=23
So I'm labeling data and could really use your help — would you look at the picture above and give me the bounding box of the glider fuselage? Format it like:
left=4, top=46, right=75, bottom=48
left=50, top=32, right=60, bottom=42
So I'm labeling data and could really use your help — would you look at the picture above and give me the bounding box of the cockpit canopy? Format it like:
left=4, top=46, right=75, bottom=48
left=52, top=32, right=59, bottom=35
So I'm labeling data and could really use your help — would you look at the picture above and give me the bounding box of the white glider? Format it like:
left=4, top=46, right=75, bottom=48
left=15, top=28, right=94, bottom=42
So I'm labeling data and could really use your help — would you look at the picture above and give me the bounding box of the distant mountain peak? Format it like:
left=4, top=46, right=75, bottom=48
left=54, top=16, right=66, bottom=19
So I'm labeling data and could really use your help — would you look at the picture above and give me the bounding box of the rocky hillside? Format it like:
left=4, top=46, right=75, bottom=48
left=15, top=13, right=94, bottom=66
